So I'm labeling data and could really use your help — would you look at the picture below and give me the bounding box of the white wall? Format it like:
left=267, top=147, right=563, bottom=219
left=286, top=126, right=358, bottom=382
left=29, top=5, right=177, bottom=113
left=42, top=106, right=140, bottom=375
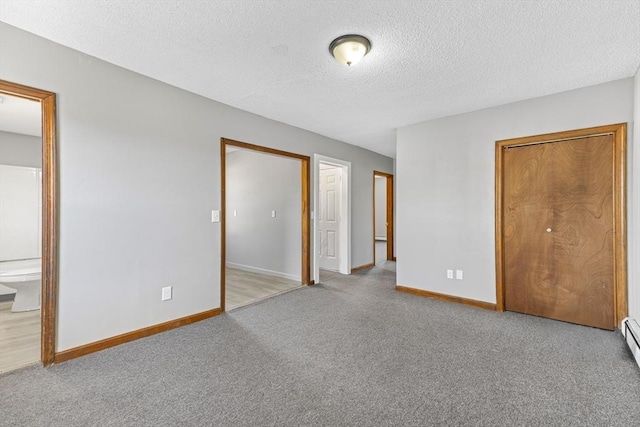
left=0, top=165, right=41, bottom=261
left=0, top=131, right=42, bottom=168
left=0, top=23, right=393, bottom=351
left=631, top=66, right=640, bottom=319
left=397, top=78, right=635, bottom=305
left=226, top=149, right=301, bottom=280
left=0, top=132, right=43, bottom=261
left=374, top=177, right=386, bottom=239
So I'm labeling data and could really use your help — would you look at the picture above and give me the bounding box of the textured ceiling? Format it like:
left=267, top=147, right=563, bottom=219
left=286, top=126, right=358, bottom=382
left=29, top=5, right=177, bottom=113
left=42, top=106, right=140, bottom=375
left=1, top=0, right=639, bottom=158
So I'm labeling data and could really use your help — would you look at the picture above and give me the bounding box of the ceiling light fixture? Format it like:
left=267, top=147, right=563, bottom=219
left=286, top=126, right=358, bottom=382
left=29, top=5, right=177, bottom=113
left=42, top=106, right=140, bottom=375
left=329, top=34, right=371, bottom=66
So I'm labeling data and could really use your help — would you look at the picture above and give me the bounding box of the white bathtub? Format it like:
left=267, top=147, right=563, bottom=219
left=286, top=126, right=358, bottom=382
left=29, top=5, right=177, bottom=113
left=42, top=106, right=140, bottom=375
left=0, top=259, right=41, bottom=312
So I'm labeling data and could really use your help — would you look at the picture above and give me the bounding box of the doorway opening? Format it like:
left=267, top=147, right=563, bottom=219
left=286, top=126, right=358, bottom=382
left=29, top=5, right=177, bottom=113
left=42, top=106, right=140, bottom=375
left=495, top=123, right=627, bottom=330
left=373, top=171, right=394, bottom=266
left=313, top=155, right=351, bottom=283
left=221, top=138, right=310, bottom=312
left=0, top=80, right=57, bottom=369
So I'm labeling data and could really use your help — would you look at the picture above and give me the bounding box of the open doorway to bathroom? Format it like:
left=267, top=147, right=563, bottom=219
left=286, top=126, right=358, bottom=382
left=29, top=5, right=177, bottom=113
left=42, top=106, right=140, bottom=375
left=0, top=80, right=57, bottom=371
left=220, top=138, right=310, bottom=311
left=373, top=171, right=395, bottom=268
left=0, top=93, right=42, bottom=372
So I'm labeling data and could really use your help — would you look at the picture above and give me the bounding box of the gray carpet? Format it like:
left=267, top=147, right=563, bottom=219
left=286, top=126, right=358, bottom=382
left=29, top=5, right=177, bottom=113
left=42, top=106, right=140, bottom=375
left=1, top=264, right=639, bottom=426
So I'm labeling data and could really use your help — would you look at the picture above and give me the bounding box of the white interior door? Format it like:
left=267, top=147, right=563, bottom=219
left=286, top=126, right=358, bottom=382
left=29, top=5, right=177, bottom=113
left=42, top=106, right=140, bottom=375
left=318, top=166, right=342, bottom=271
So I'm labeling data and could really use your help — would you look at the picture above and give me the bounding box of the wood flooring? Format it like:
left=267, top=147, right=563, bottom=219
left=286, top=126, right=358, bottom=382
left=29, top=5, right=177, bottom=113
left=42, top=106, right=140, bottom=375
left=226, top=267, right=302, bottom=310
left=0, top=302, right=40, bottom=373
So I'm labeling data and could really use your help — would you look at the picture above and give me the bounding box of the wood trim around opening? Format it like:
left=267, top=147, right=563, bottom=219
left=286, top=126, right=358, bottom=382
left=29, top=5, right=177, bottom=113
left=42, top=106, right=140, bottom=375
left=220, top=138, right=311, bottom=312
left=373, top=171, right=394, bottom=263
left=0, top=79, right=58, bottom=367
left=301, top=158, right=311, bottom=284
left=220, top=139, right=227, bottom=312
left=495, top=123, right=627, bottom=327
left=54, top=308, right=221, bottom=364
left=396, top=285, right=496, bottom=311
left=351, top=263, right=375, bottom=273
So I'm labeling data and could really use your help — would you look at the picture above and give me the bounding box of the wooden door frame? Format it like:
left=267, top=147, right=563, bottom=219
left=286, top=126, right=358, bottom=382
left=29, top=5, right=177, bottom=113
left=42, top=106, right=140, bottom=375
left=495, top=123, right=627, bottom=327
left=373, top=171, right=395, bottom=263
left=220, top=138, right=311, bottom=312
left=0, top=80, right=58, bottom=366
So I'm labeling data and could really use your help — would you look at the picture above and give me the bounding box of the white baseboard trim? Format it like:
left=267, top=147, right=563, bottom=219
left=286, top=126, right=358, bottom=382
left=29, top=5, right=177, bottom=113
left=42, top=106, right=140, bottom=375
left=226, top=262, right=301, bottom=282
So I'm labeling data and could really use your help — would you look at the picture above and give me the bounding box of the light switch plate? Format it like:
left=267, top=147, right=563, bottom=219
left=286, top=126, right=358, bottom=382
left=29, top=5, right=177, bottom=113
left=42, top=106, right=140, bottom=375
left=447, top=269, right=454, bottom=279
left=211, top=210, right=220, bottom=223
left=456, top=270, right=463, bottom=280
left=162, top=286, right=172, bottom=301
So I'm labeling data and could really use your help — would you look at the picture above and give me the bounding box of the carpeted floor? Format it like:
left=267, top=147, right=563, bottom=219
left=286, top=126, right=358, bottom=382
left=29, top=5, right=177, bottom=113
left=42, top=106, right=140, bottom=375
left=1, top=265, right=638, bottom=426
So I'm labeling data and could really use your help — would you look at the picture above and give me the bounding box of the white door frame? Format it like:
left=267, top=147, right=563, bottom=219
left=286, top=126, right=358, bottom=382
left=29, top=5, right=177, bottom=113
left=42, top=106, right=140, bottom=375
left=314, top=154, right=351, bottom=282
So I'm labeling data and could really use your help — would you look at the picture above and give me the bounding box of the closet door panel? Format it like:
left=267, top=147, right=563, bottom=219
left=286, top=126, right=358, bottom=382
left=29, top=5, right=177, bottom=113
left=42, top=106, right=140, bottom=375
left=503, top=144, right=554, bottom=317
left=548, top=135, right=614, bottom=329
left=503, top=135, right=615, bottom=329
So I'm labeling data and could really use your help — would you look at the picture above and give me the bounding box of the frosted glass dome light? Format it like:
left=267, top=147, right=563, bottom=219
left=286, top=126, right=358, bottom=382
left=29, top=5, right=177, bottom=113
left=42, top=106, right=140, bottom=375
left=329, top=35, right=371, bottom=66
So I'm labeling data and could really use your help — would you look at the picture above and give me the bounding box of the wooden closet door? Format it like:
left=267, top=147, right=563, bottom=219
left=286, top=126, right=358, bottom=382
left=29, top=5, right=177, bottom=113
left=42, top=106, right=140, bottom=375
left=503, top=135, right=614, bottom=330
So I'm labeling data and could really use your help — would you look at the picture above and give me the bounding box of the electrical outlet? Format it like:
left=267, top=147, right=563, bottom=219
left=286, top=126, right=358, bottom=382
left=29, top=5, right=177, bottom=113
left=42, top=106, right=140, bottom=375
left=456, top=270, right=463, bottom=280
left=211, top=210, right=220, bottom=223
left=162, top=286, right=172, bottom=301
left=447, top=269, right=454, bottom=279
left=271, top=210, right=277, bottom=218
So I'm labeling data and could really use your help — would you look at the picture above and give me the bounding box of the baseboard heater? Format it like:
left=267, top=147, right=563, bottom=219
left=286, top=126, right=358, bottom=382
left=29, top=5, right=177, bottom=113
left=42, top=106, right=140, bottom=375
left=621, top=317, right=640, bottom=369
